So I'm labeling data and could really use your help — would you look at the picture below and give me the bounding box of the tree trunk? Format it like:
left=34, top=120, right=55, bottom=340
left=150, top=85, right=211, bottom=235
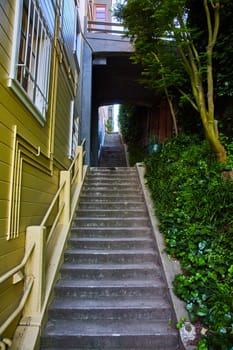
left=203, top=119, right=227, bottom=163
left=178, top=0, right=227, bottom=163
left=203, top=0, right=226, bottom=163
left=165, top=88, right=178, bottom=136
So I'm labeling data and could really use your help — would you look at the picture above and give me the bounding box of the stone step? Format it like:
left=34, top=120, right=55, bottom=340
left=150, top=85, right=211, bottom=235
left=79, top=194, right=144, bottom=202
left=86, top=176, right=137, bottom=183
left=49, top=295, right=169, bottom=308
left=76, top=209, right=147, bottom=218
left=86, top=176, right=137, bottom=182
left=100, top=154, right=125, bottom=159
left=78, top=201, right=146, bottom=210
left=73, top=217, right=150, bottom=228
left=99, top=163, right=128, bottom=168
left=100, top=152, right=126, bottom=157
left=89, top=167, right=135, bottom=173
left=80, top=189, right=142, bottom=197
left=67, top=237, right=154, bottom=250
left=64, top=249, right=157, bottom=264
left=60, top=263, right=161, bottom=280
left=82, top=184, right=140, bottom=192
left=70, top=227, right=152, bottom=238
left=41, top=348, right=179, bottom=350
left=86, top=173, right=137, bottom=179
left=40, top=319, right=179, bottom=349
left=54, top=279, right=167, bottom=299
left=101, top=145, right=125, bottom=150
left=84, top=179, right=139, bottom=185
left=88, top=166, right=136, bottom=174
left=48, top=296, right=172, bottom=321
left=100, top=146, right=126, bottom=151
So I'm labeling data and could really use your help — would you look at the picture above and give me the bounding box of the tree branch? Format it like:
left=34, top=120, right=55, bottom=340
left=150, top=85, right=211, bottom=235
left=178, top=88, right=199, bottom=111
left=204, top=0, right=213, bottom=44
left=151, top=51, right=178, bottom=135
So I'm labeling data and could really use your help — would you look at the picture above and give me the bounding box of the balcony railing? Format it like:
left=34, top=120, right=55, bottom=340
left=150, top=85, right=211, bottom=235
left=87, top=20, right=125, bottom=35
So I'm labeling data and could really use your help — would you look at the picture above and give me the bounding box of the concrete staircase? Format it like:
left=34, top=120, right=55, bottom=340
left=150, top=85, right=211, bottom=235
left=99, top=133, right=128, bottom=167
left=40, top=167, right=181, bottom=350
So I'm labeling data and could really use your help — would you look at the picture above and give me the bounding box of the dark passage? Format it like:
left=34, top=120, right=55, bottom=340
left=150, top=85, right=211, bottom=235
left=99, top=132, right=128, bottom=167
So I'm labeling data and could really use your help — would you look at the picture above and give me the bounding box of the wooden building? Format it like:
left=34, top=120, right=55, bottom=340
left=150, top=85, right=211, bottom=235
left=0, top=0, right=98, bottom=346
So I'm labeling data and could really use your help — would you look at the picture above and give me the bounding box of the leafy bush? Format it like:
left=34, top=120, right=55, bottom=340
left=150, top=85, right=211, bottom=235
left=127, top=143, right=148, bottom=166
left=119, top=104, right=148, bottom=165
left=145, top=134, right=233, bottom=349
left=105, top=118, right=113, bottom=134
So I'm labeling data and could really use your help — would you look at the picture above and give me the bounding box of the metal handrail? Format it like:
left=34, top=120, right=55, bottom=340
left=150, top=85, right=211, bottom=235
left=69, top=151, right=79, bottom=173
left=46, top=201, right=65, bottom=243
left=71, top=166, right=80, bottom=186
left=0, top=277, right=34, bottom=335
left=41, top=140, right=86, bottom=230
left=0, top=141, right=86, bottom=341
left=81, top=138, right=86, bottom=147
left=69, top=139, right=86, bottom=174
left=0, top=243, right=35, bottom=336
left=40, top=180, right=66, bottom=227
left=0, top=242, right=35, bottom=285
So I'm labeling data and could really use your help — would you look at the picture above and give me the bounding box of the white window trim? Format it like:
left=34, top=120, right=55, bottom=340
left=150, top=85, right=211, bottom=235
left=8, top=0, right=52, bottom=126
left=73, top=6, right=82, bottom=70
left=68, top=100, right=75, bottom=158
left=68, top=100, right=80, bottom=159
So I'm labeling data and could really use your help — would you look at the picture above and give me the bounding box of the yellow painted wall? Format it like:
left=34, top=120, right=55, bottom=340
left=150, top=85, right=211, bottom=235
left=54, top=64, right=74, bottom=167
left=0, top=0, right=80, bottom=337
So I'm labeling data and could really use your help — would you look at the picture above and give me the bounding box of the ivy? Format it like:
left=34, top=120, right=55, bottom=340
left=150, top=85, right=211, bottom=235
left=145, top=134, right=233, bottom=349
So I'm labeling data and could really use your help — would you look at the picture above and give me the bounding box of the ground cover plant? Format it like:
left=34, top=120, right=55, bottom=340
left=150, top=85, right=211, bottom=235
left=144, top=134, right=233, bottom=349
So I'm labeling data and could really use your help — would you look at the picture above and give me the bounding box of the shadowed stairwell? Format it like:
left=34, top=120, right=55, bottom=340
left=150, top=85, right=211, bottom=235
left=40, top=133, right=181, bottom=349
left=99, top=133, right=128, bottom=167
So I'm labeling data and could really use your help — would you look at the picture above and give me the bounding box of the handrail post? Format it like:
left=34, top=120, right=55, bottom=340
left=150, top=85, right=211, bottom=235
left=24, top=226, right=46, bottom=317
left=77, top=145, right=83, bottom=184
left=59, top=170, right=71, bottom=224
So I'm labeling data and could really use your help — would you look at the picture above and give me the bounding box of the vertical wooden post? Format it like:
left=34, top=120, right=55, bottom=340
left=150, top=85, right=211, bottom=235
left=77, top=145, right=83, bottom=184
left=59, top=170, right=71, bottom=224
left=24, top=225, right=46, bottom=317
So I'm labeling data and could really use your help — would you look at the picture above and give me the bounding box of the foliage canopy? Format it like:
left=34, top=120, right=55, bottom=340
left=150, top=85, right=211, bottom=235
left=115, top=0, right=230, bottom=163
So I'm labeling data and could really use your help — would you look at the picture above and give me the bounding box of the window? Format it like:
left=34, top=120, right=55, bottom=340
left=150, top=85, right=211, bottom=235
left=59, top=0, right=80, bottom=68
left=68, top=101, right=79, bottom=159
left=94, top=4, right=106, bottom=30
left=95, top=5, right=106, bottom=22
left=9, top=0, right=52, bottom=124
left=73, top=7, right=82, bottom=68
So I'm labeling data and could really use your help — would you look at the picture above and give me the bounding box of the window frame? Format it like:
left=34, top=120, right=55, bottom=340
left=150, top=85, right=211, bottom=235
left=9, top=0, right=52, bottom=126
left=94, top=4, right=107, bottom=30
left=68, top=100, right=79, bottom=159
left=73, top=6, right=81, bottom=69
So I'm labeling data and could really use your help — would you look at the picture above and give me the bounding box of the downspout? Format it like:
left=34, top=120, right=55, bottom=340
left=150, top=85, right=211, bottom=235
left=48, top=0, right=60, bottom=170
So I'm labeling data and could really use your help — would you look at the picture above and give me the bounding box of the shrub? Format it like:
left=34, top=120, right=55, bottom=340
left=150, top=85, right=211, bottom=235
left=145, top=134, right=233, bottom=349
